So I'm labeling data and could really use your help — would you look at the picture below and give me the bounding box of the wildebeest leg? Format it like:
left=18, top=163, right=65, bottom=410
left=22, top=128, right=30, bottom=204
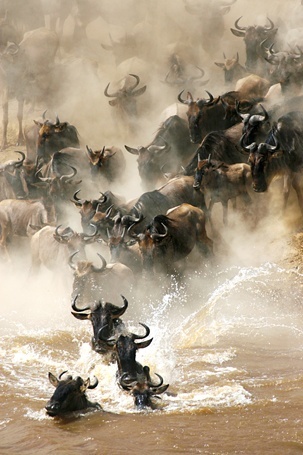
left=291, top=173, right=303, bottom=216
left=16, top=98, right=25, bottom=145
left=282, top=174, right=291, bottom=213
left=0, top=219, right=11, bottom=262
left=1, top=94, right=9, bottom=150
left=222, top=201, right=228, bottom=226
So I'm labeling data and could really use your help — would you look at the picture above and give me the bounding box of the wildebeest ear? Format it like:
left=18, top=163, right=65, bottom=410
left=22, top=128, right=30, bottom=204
left=230, top=28, right=246, bottom=37
left=33, top=120, right=43, bottom=127
left=214, top=62, right=225, bottom=68
left=126, top=239, right=137, bottom=246
left=109, top=99, right=118, bottom=106
left=71, top=311, right=91, bottom=320
left=48, top=372, right=59, bottom=387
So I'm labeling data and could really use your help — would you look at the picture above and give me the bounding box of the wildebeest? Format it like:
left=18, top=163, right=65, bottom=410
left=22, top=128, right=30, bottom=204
left=29, top=225, right=96, bottom=274
left=241, top=114, right=303, bottom=215
left=215, top=52, right=248, bottom=85
left=178, top=90, right=241, bottom=144
left=0, top=151, right=28, bottom=201
left=119, top=366, right=169, bottom=409
left=45, top=371, right=101, bottom=417
left=183, top=0, right=237, bottom=55
left=129, top=203, right=213, bottom=275
left=100, top=322, right=153, bottom=381
left=71, top=294, right=128, bottom=356
left=104, top=74, right=146, bottom=136
left=105, top=224, right=142, bottom=274
left=193, top=157, right=253, bottom=225
left=32, top=114, right=80, bottom=168
left=234, top=74, right=271, bottom=101
left=0, top=28, right=59, bottom=150
left=124, top=115, right=197, bottom=190
left=0, top=197, right=55, bottom=261
left=85, top=145, right=126, bottom=184
left=69, top=251, right=135, bottom=307
left=230, top=16, right=278, bottom=74
left=120, top=175, right=208, bottom=233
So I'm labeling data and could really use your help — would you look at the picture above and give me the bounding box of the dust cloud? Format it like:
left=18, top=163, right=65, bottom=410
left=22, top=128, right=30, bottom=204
left=0, top=0, right=303, bottom=334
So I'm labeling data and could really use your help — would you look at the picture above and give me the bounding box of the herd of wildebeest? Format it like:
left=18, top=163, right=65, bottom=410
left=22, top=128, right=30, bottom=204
left=2, top=0, right=303, bottom=416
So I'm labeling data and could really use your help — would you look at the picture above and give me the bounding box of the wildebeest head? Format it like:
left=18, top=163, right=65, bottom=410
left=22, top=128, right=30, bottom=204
left=239, top=104, right=271, bottom=146
left=45, top=371, right=101, bottom=417
left=215, top=52, right=247, bottom=84
left=178, top=90, right=218, bottom=143
left=104, top=73, right=146, bottom=118
left=193, top=154, right=212, bottom=189
left=0, top=151, right=28, bottom=199
left=71, top=294, right=128, bottom=354
left=119, top=366, right=169, bottom=409
left=230, top=16, right=277, bottom=71
left=72, top=189, right=109, bottom=233
left=34, top=113, right=80, bottom=168
left=240, top=134, right=280, bottom=192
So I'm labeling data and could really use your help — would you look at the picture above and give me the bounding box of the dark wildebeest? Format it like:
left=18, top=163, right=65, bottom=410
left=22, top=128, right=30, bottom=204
left=31, top=114, right=80, bottom=168
left=71, top=294, right=128, bottom=356
left=29, top=225, right=96, bottom=274
left=72, top=190, right=126, bottom=234
left=230, top=16, right=278, bottom=74
left=193, top=157, right=252, bottom=225
left=45, top=371, right=101, bottom=417
left=241, top=113, right=303, bottom=214
left=120, top=175, right=208, bottom=234
left=99, top=322, right=153, bottom=381
left=105, top=224, right=142, bottom=274
left=69, top=251, right=135, bottom=307
left=0, top=151, right=28, bottom=201
left=119, top=366, right=169, bottom=410
left=124, top=115, right=197, bottom=190
left=178, top=90, right=241, bottom=144
left=0, top=197, right=56, bottom=261
left=129, top=203, right=213, bottom=275
left=0, top=28, right=59, bottom=150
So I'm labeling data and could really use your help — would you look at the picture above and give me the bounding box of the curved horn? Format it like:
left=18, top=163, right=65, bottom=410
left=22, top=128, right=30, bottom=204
left=131, top=322, right=150, bottom=340
left=110, top=295, right=128, bottom=319
left=58, top=370, right=68, bottom=380
left=97, top=324, right=116, bottom=345
left=72, top=189, right=84, bottom=203
left=55, top=114, right=60, bottom=125
left=60, top=165, right=77, bottom=182
left=128, top=73, right=140, bottom=91
left=150, top=222, right=168, bottom=239
left=55, top=224, right=73, bottom=239
left=87, top=376, right=99, bottom=389
left=71, top=295, right=91, bottom=312
left=148, top=373, right=164, bottom=388
left=104, top=82, right=120, bottom=98
left=178, top=89, right=190, bottom=105
left=11, top=151, right=26, bottom=168
left=264, top=17, right=275, bottom=31
left=105, top=204, right=114, bottom=218
left=42, top=109, right=47, bottom=121
left=248, top=104, right=269, bottom=125
left=240, top=134, right=258, bottom=152
left=234, top=16, right=247, bottom=31
left=91, top=253, right=107, bottom=273
left=68, top=250, right=79, bottom=270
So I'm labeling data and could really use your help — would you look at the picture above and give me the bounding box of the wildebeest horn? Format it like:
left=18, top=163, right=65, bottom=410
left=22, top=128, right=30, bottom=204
left=240, top=134, right=258, bottom=152
left=98, top=324, right=116, bottom=345
left=71, top=294, right=91, bottom=312
left=68, top=250, right=80, bottom=270
left=58, top=370, right=68, bottom=380
left=131, top=322, right=150, bottom=340
left=104, top=82, right=120, bottom=98
left=87, top=376, right=99, bottom=389
left=151, top=222, right=168, bottom=239
left=264, top=17, right=275, bottom=31
left=234, top=16, right=247, bottom=31
left=178, top=89, right=190, bottom=105
left=248, top=104, right=269, bottom=124
left=42, top=109, right=47, bottom=120
left=91, top=253, right=107, bottom=273
left=72, top=189, right=83, bottom=203
left=128, top=73, right=140, bottom=91
left=105, top=204, right=114, bottom=218
left=119, top=373, right=137, bottom=390
left=55, top=114, right=60, bottom=125
left=60, top=165, right=77, bottom=182
left=55, top=224, right=73, bottom=239
left=10, top=151, right=26, bottom=168
left=265, top=134, right=279, bottom=152
left=111, top=295, right=128, bottom=318
left=86, top=145, right=94, bottom=156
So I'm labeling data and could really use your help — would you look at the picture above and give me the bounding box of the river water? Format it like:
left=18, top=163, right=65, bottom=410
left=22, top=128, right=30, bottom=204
left=1, top=196, right=303, bottom=455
